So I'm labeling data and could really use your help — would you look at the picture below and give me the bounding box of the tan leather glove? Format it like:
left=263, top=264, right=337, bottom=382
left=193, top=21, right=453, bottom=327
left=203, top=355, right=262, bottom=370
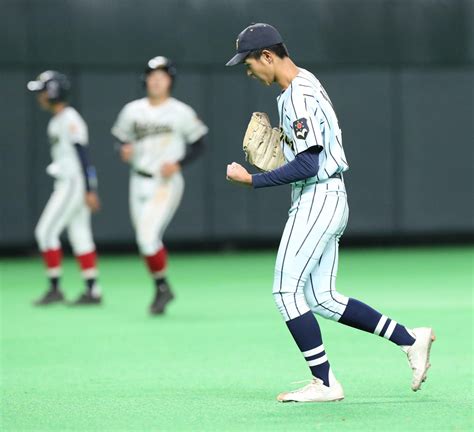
left=242, top=112, right=285, bottom=172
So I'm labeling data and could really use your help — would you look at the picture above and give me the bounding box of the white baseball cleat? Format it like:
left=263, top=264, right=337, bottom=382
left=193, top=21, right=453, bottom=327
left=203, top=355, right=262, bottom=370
left=402, top=327, right=436, bottom=391
left=277, top=377, right=344, bottom=403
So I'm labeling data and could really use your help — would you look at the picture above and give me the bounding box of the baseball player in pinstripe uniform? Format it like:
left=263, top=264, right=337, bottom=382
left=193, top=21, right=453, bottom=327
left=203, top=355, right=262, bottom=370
left=27, top=71, right=102, bottom=306
left=226, top=24, right=435, bottom=402
left=112, top=57, right=208, bottom=315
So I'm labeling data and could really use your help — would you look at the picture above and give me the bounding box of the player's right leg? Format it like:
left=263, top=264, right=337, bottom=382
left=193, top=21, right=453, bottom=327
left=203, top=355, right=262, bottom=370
left=34, top=178, right=81, bottom=305
left=67, top=200, right=102, bottom=305
left=272, top=182, right=346, bottom=402
left=130, top=173, right=184, bottom=314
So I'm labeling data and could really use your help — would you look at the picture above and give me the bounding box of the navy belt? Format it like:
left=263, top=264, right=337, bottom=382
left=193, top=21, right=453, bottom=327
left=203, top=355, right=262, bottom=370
left=133, top=169, right=154, bottom=178
left=293, top=171, right=342, bottom=188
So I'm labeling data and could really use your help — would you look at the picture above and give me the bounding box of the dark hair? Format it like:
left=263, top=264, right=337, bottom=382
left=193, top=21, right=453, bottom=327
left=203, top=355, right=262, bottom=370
left=247, top=43, right=289, bottom=60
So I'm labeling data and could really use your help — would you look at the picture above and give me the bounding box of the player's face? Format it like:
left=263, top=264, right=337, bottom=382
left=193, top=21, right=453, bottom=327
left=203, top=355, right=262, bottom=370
left=146, top=70, right=172, bottom=99
left=36, top=91, right=51, bottom=110
left=244, top=56, right=274, bottom=86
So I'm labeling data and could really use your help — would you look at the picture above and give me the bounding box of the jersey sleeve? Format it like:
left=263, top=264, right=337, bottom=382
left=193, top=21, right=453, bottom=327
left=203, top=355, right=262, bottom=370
left=178, top=105, right=208, bottom=144
left=286, top=85, right=324, bottom=155
left=67, top=112, right=88, bottom=146
left=111, top=104, right=136, bottom=143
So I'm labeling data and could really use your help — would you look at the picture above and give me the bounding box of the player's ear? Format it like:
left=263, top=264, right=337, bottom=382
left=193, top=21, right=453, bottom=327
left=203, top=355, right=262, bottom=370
left=261, top=50, right=273, bottom=64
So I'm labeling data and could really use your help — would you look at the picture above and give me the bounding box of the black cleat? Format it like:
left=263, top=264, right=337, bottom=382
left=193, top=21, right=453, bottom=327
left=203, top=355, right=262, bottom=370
left=149, top=282, right=174, bottom=315
left=34, top=289, right=65, bottom=306
left=71, top=292, right=102, bottom=305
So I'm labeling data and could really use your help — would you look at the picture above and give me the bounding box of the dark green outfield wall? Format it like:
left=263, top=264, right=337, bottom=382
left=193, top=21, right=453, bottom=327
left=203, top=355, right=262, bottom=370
left=1, top=0, right=472, bottom=249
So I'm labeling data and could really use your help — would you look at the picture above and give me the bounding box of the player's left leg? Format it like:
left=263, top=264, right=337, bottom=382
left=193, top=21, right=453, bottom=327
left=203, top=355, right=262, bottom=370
left=67, top=202, right=101, bottom=305
left=306, top=233, right=435, bottom=391
left=136, top=173, right=184, bottom=315
left=34, top=178, right=83, bottom=304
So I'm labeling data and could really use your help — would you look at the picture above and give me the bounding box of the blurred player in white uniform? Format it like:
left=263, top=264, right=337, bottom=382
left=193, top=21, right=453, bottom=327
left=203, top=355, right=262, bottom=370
left=112, top=57, right=208, bottom=314
left=27, top=71, right=102, bottom=305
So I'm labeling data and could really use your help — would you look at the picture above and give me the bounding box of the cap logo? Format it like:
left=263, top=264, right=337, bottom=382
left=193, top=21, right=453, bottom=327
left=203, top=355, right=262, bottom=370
left=235, top=38, right=239, bottom=50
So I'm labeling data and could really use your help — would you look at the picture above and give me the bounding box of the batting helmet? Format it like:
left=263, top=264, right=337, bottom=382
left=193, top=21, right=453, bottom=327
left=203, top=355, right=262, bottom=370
left=27, top=70, right=70, bottom=102
left=142, top=56, right=177, bottom=86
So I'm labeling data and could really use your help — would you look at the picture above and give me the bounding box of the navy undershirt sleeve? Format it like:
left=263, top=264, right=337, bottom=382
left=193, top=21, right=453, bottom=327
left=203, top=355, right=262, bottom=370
left=74, top=143, right=97, bottom=192
left=252, top=146, right=321, bottom=188
left=180, top=136, right=205, bottom=166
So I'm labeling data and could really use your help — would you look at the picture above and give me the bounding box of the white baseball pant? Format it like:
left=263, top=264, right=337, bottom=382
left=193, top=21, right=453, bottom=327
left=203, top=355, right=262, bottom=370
left=129, top=172, right=184, bottom=256
left=273, top=177, right=350, bottom=322
left=35, top=177, right=95, bottom=255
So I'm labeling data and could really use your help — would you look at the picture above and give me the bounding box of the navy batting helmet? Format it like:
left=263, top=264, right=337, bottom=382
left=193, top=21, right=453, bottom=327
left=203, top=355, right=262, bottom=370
left=145, top=56, right=176, bottom=77
left=142, top=56, right=177, bottom=89
left=27, top=70, right=70, bottom=102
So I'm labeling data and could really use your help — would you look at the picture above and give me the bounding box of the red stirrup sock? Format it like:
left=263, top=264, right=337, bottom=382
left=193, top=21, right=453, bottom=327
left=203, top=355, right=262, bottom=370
left=144, top=248, right=167, bottom=278
left=76, top=250, right=99, bottom=294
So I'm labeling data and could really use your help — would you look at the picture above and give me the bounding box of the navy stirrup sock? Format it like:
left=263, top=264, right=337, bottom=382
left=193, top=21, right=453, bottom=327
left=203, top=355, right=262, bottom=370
left=339, top=298, right=415, bottom=346
left=286, top=311, right=332, bottom=385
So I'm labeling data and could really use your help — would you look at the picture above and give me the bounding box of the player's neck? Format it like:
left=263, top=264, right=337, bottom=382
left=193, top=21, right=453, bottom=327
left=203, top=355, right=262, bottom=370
left=275, top=58, right=300, bottom=90
left=50, top=103, right=67, bottom=115
left=147, top=95, right=170, bottom=107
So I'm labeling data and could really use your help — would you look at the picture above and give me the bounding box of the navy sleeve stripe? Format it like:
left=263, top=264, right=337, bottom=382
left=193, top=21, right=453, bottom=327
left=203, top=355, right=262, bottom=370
left=74, top=143, right=97, bottom=191
left=252, top=147, right=320, bottom=188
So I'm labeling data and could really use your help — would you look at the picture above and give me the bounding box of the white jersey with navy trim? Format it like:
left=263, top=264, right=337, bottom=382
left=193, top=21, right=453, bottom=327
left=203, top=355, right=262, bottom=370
left=46, top=106, right=88, bottom=179
left=36, top=106, right=95, bottom=258
left=277, top=68, right=349, bottom=182
left=111, top=97, right=208, bottom=176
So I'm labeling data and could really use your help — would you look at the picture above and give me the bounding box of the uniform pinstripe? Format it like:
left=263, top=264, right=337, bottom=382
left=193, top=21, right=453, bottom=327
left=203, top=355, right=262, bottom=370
left=273, top=69, right=351, bottom=322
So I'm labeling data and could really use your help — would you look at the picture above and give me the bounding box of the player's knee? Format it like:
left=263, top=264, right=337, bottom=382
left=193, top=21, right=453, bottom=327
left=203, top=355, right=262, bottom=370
left=68, top=228, right=94, bottom=256
left=273, top=290, right=310, bottom=321
left=310, top=289, right=348, bottom=321
left=136, top=235, right=161, bottom=256
left=70, top=237, right=95, bottom=256
left=34, top=222, right=50, bottom=251
left=273, top=291, right=287, bottom=317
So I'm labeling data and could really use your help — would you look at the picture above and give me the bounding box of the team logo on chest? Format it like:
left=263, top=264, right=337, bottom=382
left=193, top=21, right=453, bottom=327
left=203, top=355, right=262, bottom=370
left=292, top=117, right=309, bottom=140
left=134, top=122, right=173, bottom=140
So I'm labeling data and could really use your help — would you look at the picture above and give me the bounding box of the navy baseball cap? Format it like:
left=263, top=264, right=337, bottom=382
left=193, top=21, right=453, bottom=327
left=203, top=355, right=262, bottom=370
left=226, top=23, right=284, bottom=66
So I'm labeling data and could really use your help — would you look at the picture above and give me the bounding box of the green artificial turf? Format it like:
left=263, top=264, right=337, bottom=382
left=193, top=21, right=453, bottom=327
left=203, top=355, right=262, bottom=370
left=1, top=247, right=472, bottom=431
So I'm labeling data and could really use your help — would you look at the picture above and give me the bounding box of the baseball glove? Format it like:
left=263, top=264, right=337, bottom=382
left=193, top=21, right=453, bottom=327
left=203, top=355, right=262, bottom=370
left=242, top=112, right=285, bottom=172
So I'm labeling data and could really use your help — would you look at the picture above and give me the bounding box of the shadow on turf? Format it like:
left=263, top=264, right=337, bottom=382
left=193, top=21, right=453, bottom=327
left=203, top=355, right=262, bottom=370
left=331, top=398, right=438, bottom=405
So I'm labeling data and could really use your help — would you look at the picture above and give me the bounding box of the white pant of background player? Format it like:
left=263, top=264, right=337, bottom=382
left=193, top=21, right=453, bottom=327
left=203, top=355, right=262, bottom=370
left=129, top=172, right=184, bottom=257
left=35, top=177, right=95, bottom=257
left=273, top=177, right=349, bottom=321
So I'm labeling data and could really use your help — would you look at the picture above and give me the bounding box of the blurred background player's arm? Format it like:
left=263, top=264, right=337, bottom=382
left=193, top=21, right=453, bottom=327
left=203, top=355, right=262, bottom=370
left=67, top=115, right=100, bottom=212
left=161, top=136, right=206, bottom=178
left=111, top=105, right=135, bottom=164
left=114, top=140, right=133, bottom=163
left=74, top=143, right=100, bottom=212
left=161, top=107, right=208, bottom=178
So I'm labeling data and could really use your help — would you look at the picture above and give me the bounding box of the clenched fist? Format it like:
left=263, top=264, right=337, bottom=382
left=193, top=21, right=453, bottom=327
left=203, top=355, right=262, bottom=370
left=226, top=162, right=252, bottom=186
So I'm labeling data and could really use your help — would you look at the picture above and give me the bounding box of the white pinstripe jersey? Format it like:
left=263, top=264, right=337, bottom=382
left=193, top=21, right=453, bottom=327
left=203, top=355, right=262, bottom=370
left=277, top=68, right=349, bottom=182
